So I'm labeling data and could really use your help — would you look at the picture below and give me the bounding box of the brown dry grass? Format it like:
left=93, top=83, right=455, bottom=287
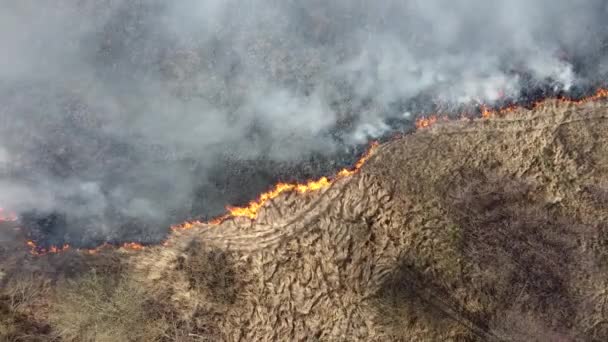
left=0, top=273, right=53, bottom=341
left=48, top=270, right=168, bottom=342
left=2, top=99, right=608, bottom=341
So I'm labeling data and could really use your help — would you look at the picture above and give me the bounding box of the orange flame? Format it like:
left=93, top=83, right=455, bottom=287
left=226, top=177, right=331, bottom=219
left=122, top=242, right=145, bottom=250
left=24, top=239, right=146, bottom=256
left=26, top=240, right=70, bottom=256
left=415, top=88, right=608, bottom=129
left=0, top=208, right=17, bottom=222
left=225, top=141, right=379, bottom=220
left=415, top=115, right=438, bottom=129
left=480, top=105, right=492, bottom=119
left=171, top=141, right=379, bottom=228
left=415, top=115, right=450, bottom=129
left=21, top=87, right=608, bottom=256
left=22, top=141, right=379, bottom=255
left=170, top=219, right=206, bottom=232
left=481, top=88, right=608, bottom=119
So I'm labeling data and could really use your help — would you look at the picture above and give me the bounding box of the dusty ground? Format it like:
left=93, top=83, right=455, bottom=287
left=2, top=99, right=608, bottom=341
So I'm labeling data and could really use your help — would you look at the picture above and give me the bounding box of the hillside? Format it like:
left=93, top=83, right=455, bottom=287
left=2, top=99, right=608, bottom=341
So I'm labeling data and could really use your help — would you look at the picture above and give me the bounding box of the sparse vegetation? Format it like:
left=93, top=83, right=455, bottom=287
left=49, top=270, right=168, bottom=342
left=0, top=273, right=53, bottom=341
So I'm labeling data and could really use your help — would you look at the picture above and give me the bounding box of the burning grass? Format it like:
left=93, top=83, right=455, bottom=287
left=0, top=208, right=17, bottom=222
left=2, top=92, right=608, bottom=340
left=416, top=87, right=608, bottom=129
left=224, top=141, right=379, bottom=220
left=20, top=140, right=380, bottom=255
left=14, top=87, right=608, bottom=256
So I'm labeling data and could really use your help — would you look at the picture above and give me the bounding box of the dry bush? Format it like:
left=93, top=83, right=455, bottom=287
left=49, top=270, right=169, bottom=342
left=0, top=273, right=53, bottom=341
left=3, top=273, right=49, bottom=314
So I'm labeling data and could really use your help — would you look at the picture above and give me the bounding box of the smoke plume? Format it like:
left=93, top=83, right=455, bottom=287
left=1, top=1, right=607, bottom=246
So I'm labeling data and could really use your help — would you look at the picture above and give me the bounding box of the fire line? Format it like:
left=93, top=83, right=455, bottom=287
left=17, top=87, right=608, bottom=256
left=20, top=140, right=380, bottom=256
left=416, top=88, right=608, bottom=129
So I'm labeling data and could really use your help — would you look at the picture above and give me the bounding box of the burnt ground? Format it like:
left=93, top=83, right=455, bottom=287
left=2, top=99, right=608, bottom=341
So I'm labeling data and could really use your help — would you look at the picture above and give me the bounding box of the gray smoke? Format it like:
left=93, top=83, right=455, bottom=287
left=1, top=1, right=607, bottom=245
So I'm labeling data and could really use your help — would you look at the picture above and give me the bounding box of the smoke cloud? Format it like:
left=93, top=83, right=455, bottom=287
left=1, top=0, right=607, bottom=245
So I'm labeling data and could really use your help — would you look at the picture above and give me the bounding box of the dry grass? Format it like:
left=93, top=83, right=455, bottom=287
left=2, top=99, right=608, bottom=340
left=49, top=270, right=169, bottom=342
left=4, top=273, right=49, bottom=314
left=444, top=173, right=596, bottom=340
left=181, top=241, right=240, bottom=305
left=0, top=273, right=53, bottom=341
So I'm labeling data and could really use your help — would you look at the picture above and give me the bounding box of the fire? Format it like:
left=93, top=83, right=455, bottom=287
left=83, top=243, right=111, bottom=255
left=0, top=208, right=17, bottom=222
left=480, top=105, right=492, bottom=119
left=19, top=87, right=608, bottom=257
left=122, top=242, right=145, bottom=250
left=171, top=219, right=207, bottom=231
left=225, top=141, right=379, bottom=220
left=24, top=240, right=146, bottom=256
left=415, top=115, right=451, bottom=129
left=415, top=115, right=440, bottom=129
left=415, top=87, right=608, bottom=129
left=26, top=240, right=70, bottom=256
left=21, top=141, right=379, bottom=255
left=226, top=178, right=331, bottom=219
left=484, top=88, right=608, bottom=118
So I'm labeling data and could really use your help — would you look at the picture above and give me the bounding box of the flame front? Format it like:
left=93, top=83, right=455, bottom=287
left=24, top=240, right=147, bottom=256
left=122, top=242, right=145, bottom=250
left=19, top=87, right=608, bottom=256
left=415, top=115, right=439, bottom=129
left=26, top=240, right=70, bottom=256
left=226, top=177, right=331, bottom=219
left=21, top=141, right=379, bottom=255
left=225, top=142, right=378, bottom=220
left=416, top=88, right=608, bottom=129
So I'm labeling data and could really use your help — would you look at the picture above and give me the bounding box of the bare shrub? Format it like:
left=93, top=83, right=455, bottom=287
left=4, top=273, right=49, bottom=313
left=0, top=272, right=54, bottom=341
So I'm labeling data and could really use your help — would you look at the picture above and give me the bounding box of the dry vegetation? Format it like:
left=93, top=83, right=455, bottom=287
left=2, top=99, right=608, bottom=341
left=49, top=271, right=168, bottom=342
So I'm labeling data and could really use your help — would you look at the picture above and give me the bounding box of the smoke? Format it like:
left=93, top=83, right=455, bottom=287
left=1, top=0, right=607, bottom=245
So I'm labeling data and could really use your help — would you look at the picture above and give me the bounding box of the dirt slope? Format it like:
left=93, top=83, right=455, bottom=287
left=2, top=99, right=608, bottom=341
